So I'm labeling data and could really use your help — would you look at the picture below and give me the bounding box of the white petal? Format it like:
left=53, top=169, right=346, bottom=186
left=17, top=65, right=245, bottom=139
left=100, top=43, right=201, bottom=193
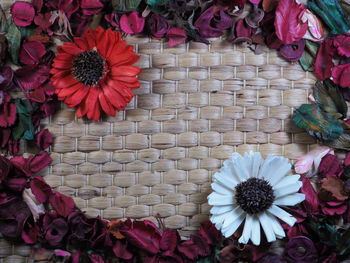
left=208, top=192, right=235, bottom=206
left=268, top=205, right=296, bottom=226
left=243, top=151, right=263, bottom=178
left=231, top=152, right=250, bottom=180
left=259, top=155, right=291, bottom=185
left=273, top=174, right=300, bottom=189
left=210, top=210, right=231, bottom=226
left=211, top=182, right=234, bottom=195
left=210, top=205, right=234, bottom=215
left=274, top=193, right=305, bottom=206
left=250, top=215, right=261, bottom=246
left=222, top=210, right=246, bottom=238
left=274, top=181, right=303, bottom=198
left=266, top=213, right=285, bottom=239
left=258, top=212, right=276, bottom=242
left=238, top=214, right=253, bottom=244
left=222, top=206, right=245, bottom=229
left=214, top=169, right=238, bottom=189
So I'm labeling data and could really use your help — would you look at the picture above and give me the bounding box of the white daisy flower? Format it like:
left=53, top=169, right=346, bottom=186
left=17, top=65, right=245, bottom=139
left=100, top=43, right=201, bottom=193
left=208, top=151, right=305, bottom=246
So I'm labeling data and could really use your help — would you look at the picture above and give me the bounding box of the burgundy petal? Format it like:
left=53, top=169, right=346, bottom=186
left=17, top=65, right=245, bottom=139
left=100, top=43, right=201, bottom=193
left=120, top=11, right=145, bottom=35
left=35, top=129, right=53, bottom=150
left=332, top=63, right=350, bottom=88
left=81, top=0, right=104, bottom=16
left=30, top=176, right=52, bottom=203
left=49, top=192, right=75, bottom=217
left=28, top=151, right=52, bottom=173
left=314, top=39, right=335, bottom=79
left=19, top=40, right=46, bottom=65
left=167, top=28, right=186, bottom=47
left=279, top=39, right=306, bottom=62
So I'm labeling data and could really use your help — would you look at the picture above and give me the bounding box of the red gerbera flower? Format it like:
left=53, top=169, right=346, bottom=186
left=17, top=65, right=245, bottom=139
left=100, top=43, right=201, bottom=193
left=50, top=27, right=141, bottom=120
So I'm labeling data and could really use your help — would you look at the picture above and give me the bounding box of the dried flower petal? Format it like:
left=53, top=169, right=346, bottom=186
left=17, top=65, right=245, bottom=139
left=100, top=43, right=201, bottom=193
left=167, top=28, right=186, bottom=47
left=35, top=129, right=53, bottom=150
left=120, top=11, right=145, bottom=35
left=19, top=40, right=46, bottom=65
left=11, top=1, right=35, bottom=27
left=279, top=39, right=306, bottom=62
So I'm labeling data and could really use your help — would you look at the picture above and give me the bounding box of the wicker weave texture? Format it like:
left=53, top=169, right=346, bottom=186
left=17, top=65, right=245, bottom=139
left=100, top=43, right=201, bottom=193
left=39, top=37, right=318, bottom=237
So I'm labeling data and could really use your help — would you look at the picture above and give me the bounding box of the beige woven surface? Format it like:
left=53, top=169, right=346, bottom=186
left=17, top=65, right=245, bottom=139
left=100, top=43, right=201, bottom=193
left=44, top=37, right=316, bottom=234
left=0, top=37, right=318, bottom=261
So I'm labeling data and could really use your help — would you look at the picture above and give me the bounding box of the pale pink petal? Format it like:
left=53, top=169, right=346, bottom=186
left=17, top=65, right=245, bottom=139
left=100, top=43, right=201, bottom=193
left=22, top=188, right=45, bottom=221
left=294, top=146, right=333, bottom=175
left=301, top=10, right=324, bottom=42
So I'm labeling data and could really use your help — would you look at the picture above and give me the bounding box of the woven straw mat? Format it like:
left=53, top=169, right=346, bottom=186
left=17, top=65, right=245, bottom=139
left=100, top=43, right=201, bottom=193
left=0, top=37, right=320, bottom=261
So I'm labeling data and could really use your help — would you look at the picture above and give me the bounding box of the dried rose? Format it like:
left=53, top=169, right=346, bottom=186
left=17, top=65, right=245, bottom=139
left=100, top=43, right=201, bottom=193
left=167, top=28, right=186, bottom=47
left=39, top=211, right=68, bottom=247
left=194, top=6, right=233, bottom=37
left=19, top=40, right=47, bottom=65
left=120, top=11, right=145, bottom=35
left=285, top=236, right=318, bottom=262
left=0, top=193, right=32, bottom=239
left=11, top=1, right=35, bottom=27
left=35, top=129, right=53, bottom=150
left=146, top=14, right=169, bottom=39
left=279, top=39, right=306, bottom=62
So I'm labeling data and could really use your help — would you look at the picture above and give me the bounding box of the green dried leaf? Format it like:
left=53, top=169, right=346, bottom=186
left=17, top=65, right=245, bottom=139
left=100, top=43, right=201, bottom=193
left=308, top=0, right=350, bottom=35
left=292, top=104, right=343, bottom=141
left=6, top=19, right=21, bottom=65
left=313, top=79, right=347, bottom=119
left=305, top=40, right=319, bottom=57
left=112, top=0, right=142, bottom=12
left=324, top=132, right=350, bottom=150
left=12, top=99, right=37, bottom=141
left=337, top=226, right=350, bottom=258
left=299, top=50, right=314, bottom=71
left=147, top=0, right=170, bottom=6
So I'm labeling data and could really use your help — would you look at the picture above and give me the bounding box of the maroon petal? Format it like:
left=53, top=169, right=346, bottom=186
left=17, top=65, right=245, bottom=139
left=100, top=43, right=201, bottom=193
left=28, top=86, right=46, bottom=103
left=0, top=155, right=12, bottom=183
left=49, top=192, right=75, bottom=217
left=167, top=28, right=186, bottom=47
left=146, top=14, right=169, bottom=39
left=198, top=221, right=220, bottom=246
left=11, top=1, right=35, bottom=27
left=34, top=12, right=54, bottom=34
left=113, top=240, right=133, bottom=260
left=300, top=178, right=319, bottom=213
left=314, top=39, right=335, bottom=79
left=15, top=64, right=50, bottom=90
left=35, top=129, right=53, bottom=150
left=22, top=219, right=39, bottom=244
left=319, top=154, right=343, bottom=177
left=332, top=63, right=350, bottom=88
left=177, top=239, right=199, bottom=260
left=160, top=228, right=180, bottom=252
left=5, top=177, right=27, bottom=192
left=89, top=254, right=105, bottom=263
left=333, top=33, right=350, bottom=57
left=19, top=40, right=46, bottom=65
left=30, top=176, right=52, bottom=203
left=28, top=151, right=52, bottom=173
left=0, top=101, right=17, bottom=127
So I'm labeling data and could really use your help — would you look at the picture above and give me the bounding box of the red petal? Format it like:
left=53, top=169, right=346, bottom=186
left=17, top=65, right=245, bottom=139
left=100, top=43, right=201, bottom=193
left=58, top=43, right=83, bottom=55
left=49, top=192, right=75, bottom=217
left=104, top=86, right=128, bottom=110
left=274, top=0, right=308, bottom=44
left=64, top=85, right=89, bottom=107
left=73, top=37, right=89, bottom=50
left=52, top=59, right=72, bottom=70
left=57, top=83, right=83, bottom=98
left=52, top=74, right=79, bottom=90
left=99, top=91, right=116, bottom=116
left=111, top=65, right=141, bottom=77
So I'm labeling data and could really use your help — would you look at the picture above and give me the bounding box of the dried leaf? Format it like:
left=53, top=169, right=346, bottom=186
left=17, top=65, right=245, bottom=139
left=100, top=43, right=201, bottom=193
left=308, top=0, right=350, bottom=35
left=320, top=176, right=348, bottom=201
left=147, top=0, right=170, bottom=6
left=313, top=79, right=347, bottom=119
left=324, top=133, right=350, bottom=150
left=292, top=104, right=343, bottom=141
left=299, top=49, right=314, bottom=71
left=112, top=0, right=142, bottom=12
left=6, top=19, right=21, bottom=65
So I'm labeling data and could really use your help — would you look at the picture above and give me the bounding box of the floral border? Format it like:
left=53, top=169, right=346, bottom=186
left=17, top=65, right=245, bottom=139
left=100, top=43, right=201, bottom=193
left=1, top=0, right=350, bottom=262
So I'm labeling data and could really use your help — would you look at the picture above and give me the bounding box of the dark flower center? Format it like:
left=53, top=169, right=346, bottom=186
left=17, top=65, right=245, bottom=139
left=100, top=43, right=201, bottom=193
left=72, top=50, right=104, bottom=86
left=235, top=177, right=275, bottom=214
